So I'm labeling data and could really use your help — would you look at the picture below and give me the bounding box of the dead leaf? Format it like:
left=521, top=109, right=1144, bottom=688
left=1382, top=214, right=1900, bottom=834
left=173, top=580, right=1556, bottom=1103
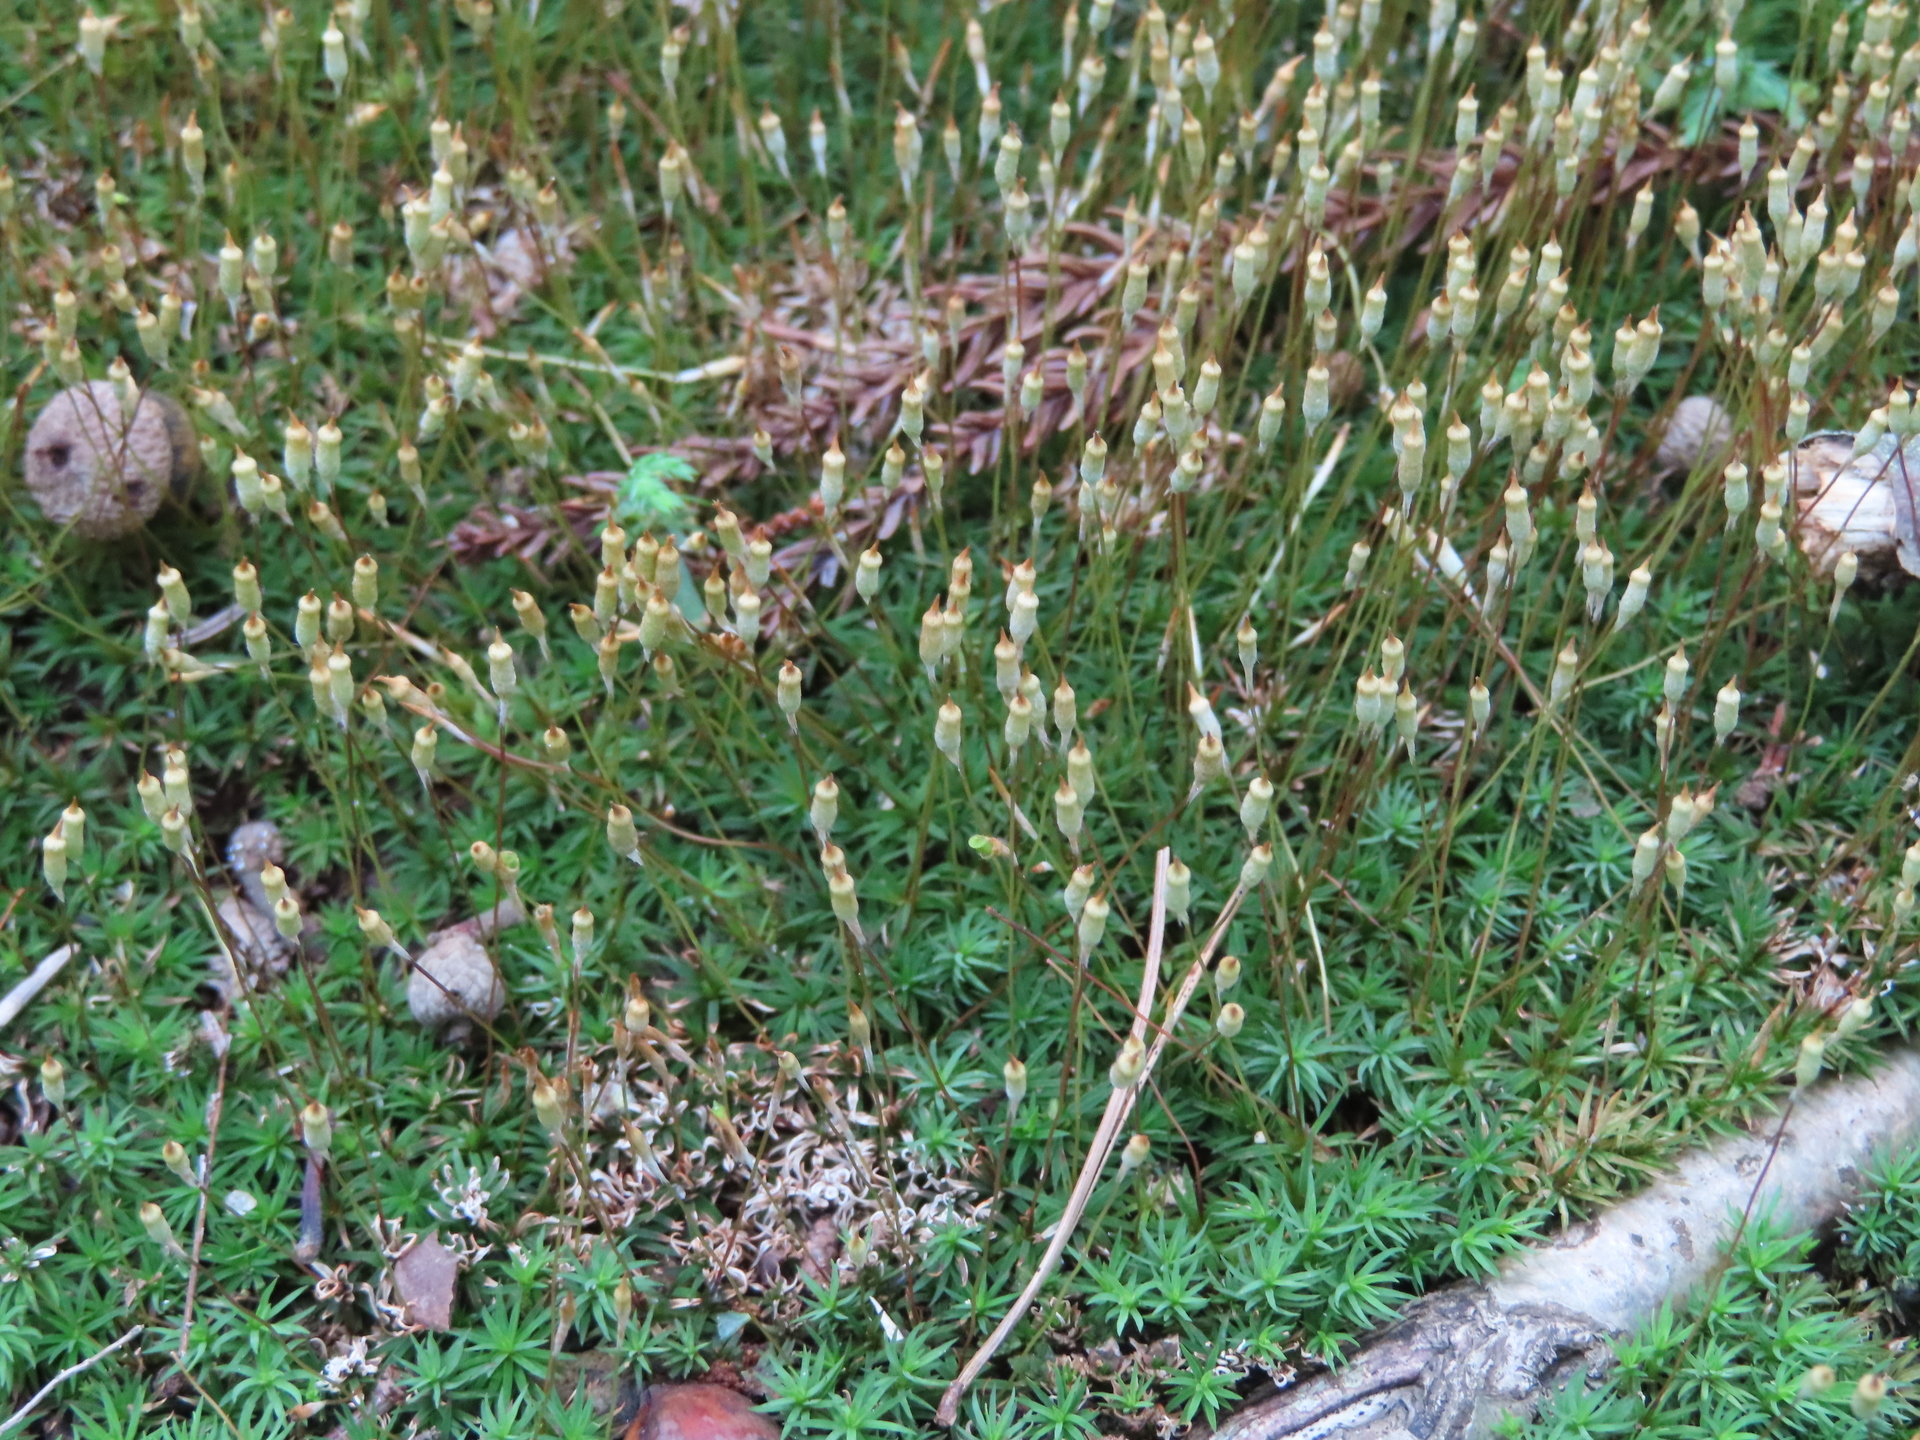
left=393, top=1231, right=458, bottom=1331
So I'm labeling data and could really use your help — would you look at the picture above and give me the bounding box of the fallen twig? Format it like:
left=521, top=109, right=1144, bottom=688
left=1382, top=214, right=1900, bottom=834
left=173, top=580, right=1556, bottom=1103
left=934, top=849, right=1175, bottom=1424
left=177, top=1050, right=230, bottom=1357
left=0, top=945, right=75, bottom=1031
left=1251, top=424, right=1351, bottom=606
left=179, top=602, right=246, bottom=647
left=1206, top=1047, right=1920, bottom=1439
left=420, top=333, right=745, bottom=386
left=0, top=1325, right=143, bottom=1436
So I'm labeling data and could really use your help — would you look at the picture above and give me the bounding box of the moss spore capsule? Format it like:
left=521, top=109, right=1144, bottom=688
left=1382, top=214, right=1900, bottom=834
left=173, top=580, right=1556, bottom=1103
left=1107, top=1034, right=1143, bottom=1090
left=1002, top=1058, right=1027, bottom=1111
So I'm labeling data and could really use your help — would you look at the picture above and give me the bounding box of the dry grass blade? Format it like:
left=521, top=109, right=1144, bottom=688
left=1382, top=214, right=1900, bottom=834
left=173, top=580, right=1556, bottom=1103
left=938, top=857, right=1253, bottom=1426
left=935, top=848, right=1173, bottom=1425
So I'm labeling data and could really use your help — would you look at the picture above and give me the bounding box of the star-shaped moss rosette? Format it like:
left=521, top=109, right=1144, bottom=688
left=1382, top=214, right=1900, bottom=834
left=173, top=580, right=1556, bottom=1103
left=613, top=451, right=696, bottom=534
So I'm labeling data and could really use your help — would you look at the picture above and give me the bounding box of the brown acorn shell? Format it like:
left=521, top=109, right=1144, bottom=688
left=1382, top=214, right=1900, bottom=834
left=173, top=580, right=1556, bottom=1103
left=23, top=382, right=199, bottom=539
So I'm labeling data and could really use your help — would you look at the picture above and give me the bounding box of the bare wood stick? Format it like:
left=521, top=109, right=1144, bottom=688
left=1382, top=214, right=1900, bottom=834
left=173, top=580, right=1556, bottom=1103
left=1142, top=879, right=1250, bottom=1076
left=0, top=945, right=75, bottom=1031
left=419, top=333, right=745, bottom=385
left=0, top=1325, right=143, bottom=1436
left=1209, top=1046, right=1920, bottom=1439
left=939, top=854, right=1252, bottom=1426
left=179, top=602, right=246, bottom=647
left=1251, top=424, right=1352, bottom=604
left=386, top=695, right=567, bottom=775
left=177, top=1051, right=230, bottom=1356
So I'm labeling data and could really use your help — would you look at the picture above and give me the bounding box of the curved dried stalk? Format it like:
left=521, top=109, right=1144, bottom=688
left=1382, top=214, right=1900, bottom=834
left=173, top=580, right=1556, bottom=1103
left=937, top=854, right=1250, bottom=1426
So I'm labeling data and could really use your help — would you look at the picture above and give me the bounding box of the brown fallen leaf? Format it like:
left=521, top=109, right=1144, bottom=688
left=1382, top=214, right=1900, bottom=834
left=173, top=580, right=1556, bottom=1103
left=392, top=1231, right=459, bottom=1331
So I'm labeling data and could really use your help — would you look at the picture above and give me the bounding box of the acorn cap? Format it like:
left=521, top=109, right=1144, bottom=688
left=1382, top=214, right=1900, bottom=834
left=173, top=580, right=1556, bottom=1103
left=407, top=932, right=505, bottom=1040
left=24, top=381, right=198, bottom=539
left=1653, top=395, right=1734, bottom=476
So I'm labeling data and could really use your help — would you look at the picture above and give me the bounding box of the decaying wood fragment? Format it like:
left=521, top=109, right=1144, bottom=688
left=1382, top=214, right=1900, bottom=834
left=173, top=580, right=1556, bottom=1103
left=1206, top=1049, right=1920, bottom=1440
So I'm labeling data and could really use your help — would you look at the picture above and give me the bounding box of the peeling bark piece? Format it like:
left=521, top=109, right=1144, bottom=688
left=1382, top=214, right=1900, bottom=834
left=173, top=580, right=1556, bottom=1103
left=211, top=893, right=295, bottom=994
left=294, top=1155, right=324, bottom=1264
left=1787, top=432, right=1914, bottom=579
left=1207, top=1049, right=1920, bottom=1440
left=226, top=820, right=287, bottom=911
left=1879, top=438, right=1920, bottom=579
left=393, top=1231, right=459, bottom=1331
left=212, top=819, right=315, bottom=993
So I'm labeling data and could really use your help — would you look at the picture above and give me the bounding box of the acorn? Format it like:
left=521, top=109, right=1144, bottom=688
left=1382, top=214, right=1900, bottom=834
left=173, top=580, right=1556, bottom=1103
left=1652, top=394, right=1733, bottom=475
left=407, top=932, right=505, bottom=1041
left=24, top=382, right=198, bottom=538
left=1325, top=349, right=1368, bottom=412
